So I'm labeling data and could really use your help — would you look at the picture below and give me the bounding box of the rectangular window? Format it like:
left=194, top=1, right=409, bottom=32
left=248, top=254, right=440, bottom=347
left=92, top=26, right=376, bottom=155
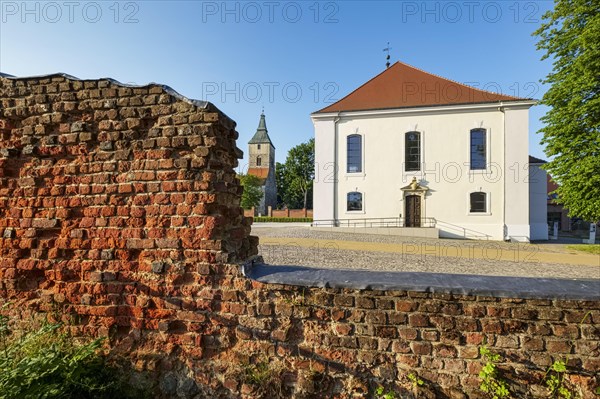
left=347, top=135, right=362, bottom=173
left=347, top=192, right=363, bottom=211
left=405, top=132, right=421, bottom=171
left=470, top=192, right=487, bottom=213
left=470, top=129, right=486, bottom=170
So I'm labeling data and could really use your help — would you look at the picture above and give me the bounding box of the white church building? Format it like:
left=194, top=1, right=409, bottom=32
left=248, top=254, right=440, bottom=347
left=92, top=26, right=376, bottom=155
left=311, top=62, right=548, bottom=241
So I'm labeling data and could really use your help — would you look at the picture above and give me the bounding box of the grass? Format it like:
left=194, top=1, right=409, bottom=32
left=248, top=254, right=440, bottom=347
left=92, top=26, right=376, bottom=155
left=0, top=316, right=147, bottom=399
left=566, top=244, right=600, bottom=255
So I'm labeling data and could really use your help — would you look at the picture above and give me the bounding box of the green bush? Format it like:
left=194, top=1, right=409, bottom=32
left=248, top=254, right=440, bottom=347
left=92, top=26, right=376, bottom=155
left=0, top=317, right=146, bottom=399
left=253, top=217, right=313, bottom=223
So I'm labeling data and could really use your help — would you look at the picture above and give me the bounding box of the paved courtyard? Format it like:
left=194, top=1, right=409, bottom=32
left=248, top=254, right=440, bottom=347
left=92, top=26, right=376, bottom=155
left=251, top=224, right=600, bottom=280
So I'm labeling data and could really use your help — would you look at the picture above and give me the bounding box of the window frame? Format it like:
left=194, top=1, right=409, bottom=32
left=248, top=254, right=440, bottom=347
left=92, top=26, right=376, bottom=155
left=469, top=128, right=487, bottom=171
left=346, top=191, right=364, bottom=213
left=468, top=191, right=491, bottom=215
left=404, top=131, right=421, bottom=172
left=346, top=134, right=363, bottom=174
left=256, top=156, right=262, bottom=167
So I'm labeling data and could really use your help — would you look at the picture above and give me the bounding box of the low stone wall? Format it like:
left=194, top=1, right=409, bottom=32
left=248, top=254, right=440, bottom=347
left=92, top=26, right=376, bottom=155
left=0, top=74, right=598, bottom=399
left=86, top=260, right=598, bottom=399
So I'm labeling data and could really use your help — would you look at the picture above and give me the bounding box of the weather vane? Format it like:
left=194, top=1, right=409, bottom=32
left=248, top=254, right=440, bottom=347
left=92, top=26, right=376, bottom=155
left=383, top=42, right=392, bottom=68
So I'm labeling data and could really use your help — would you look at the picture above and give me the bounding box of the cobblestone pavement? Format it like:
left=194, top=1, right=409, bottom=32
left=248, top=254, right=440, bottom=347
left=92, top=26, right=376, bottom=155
left=251, top=226, right=600, bottom=280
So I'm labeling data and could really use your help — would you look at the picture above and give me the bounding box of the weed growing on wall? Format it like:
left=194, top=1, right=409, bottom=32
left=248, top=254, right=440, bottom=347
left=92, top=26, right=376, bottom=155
left=374, top=372, right=427, bottom=399
left=543, top=311, right=594, bottom=399
left=479, top=345, right=511, bottom=398
left=375, top=385, right=398, bottom=399
left=407, top=372, right=425, bottom=394
left=545, top=360, right=579, bottom=399
left=239, top=359, right=287, bottom=398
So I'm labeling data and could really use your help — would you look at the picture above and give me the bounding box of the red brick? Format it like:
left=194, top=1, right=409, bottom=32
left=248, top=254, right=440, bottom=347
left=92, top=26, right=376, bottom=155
left=335, top=324, right=353, bottom=336
left=410, top=341, right=432, bottom=355
left=155, top=238, right=180, bottom=248
left=126, top=239, right=154, bottom=249
left=408, top=314, right=430, bottom=327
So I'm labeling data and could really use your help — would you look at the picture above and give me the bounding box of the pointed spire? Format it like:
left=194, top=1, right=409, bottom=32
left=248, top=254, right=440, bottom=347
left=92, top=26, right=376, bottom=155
left=248, top=111, right=275, bottom=148
left=257, top=111, right=267, bottom=132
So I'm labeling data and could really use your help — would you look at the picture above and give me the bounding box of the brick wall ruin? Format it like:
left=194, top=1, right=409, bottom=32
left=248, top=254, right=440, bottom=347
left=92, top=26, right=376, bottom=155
left=1, top=74, right=598, bottom=398
left=0, top=73, right=257, bottom=342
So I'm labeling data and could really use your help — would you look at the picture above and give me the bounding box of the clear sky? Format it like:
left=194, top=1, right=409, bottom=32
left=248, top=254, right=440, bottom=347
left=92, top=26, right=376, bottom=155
left=0, top=0, right=554, bottom=169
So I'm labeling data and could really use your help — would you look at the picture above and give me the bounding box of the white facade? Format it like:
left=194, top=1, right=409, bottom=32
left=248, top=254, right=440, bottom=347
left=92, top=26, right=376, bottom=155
left=529, top=163, right=549, bottom=240
left=312, top=101, right=547, bottom=241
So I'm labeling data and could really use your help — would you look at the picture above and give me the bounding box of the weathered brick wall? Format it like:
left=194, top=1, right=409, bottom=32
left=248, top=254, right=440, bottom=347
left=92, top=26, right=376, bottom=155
left=0, top=75, right=598, bottom=399
left=103, top=260, right=600, bottom=399
left=222, top=279, right=599, bottom=398
left=0, top=73, right=257, bottom=329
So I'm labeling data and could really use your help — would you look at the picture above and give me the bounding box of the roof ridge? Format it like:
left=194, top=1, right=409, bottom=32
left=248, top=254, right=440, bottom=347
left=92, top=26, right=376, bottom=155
left=314, top=63, right=400, bottom=114
left=313, top=61, right=531, bottom=114
left=395, top=60, right=524, bottom=100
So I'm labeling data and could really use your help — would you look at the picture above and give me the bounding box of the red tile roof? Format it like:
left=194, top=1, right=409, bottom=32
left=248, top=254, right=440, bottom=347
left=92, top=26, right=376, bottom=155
left=315, top=62, right=528, bottom=114
left=547, top=174, right=559, bottom=193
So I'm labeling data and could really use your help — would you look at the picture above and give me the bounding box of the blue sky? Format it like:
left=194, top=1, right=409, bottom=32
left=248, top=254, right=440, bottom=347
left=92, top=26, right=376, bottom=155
left=0, top=0, right=554, bottom=168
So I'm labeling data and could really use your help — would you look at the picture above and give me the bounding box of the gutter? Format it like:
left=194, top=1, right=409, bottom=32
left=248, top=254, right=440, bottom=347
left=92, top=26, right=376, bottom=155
left=333, top=113, right=341, bottom=225
left=311, top=100, right=537, bottom=120
left=499, top=103, right=507, bottom=240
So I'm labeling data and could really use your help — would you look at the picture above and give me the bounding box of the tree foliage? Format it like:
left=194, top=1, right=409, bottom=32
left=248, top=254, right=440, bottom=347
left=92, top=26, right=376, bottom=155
left=534, top=0, right=600, bottom=221
left=276, top=139, right=314, bottom=209
left=275, top=162, right=287, bottom=207
left=239, top=174, right=263, bottom=209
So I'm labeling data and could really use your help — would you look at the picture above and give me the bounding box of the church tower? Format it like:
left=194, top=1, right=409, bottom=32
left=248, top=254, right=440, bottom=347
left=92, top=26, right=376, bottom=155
left=247, top=112, right=277, bottom=216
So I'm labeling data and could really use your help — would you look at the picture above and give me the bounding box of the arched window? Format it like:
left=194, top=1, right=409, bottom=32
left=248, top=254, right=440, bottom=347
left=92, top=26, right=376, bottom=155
left=256, top=156, right=262, bottom=166
left=470, top=192, right=487, bottom=213
left=347, top=135, right=362, bottom=173
left=470, top=128, right=487, bottom=170
left=347, top=192, right=363, bottom=211
left=405, top=131, right=421, bottom=171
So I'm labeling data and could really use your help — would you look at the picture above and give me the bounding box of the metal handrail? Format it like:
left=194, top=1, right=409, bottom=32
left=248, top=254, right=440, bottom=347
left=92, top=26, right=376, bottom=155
left=311, top=217, right=492, bottom=240
left=433, top=219, right=492, bottom=240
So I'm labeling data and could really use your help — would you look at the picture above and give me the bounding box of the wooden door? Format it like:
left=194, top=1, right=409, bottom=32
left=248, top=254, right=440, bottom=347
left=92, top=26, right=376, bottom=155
left=405, top=195, right=421, bottom=227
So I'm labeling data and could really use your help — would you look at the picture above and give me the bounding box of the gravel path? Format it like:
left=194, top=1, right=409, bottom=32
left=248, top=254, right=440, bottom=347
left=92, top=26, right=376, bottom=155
left=252, top=226, right=600, bottom=280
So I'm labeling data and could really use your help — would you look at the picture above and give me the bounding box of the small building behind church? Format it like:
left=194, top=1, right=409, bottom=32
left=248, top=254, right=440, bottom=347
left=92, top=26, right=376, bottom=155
left=311, top=62, right=548, bottom=241
left=247, top=112, right=277, bottom=216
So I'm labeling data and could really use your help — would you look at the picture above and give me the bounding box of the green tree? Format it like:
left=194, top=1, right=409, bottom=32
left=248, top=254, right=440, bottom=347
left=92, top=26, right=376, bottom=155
left=277, top=139, right=314, bottom=209
left=534, top=0, right=600, bottom=222
left=275, top=162, right=287, bottom=208
left=239, top=174, right=263, bottom=209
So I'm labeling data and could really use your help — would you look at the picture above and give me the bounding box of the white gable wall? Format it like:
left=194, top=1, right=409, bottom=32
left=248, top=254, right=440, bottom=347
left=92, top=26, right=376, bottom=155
left=312, top=102, right=535, bottom=241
